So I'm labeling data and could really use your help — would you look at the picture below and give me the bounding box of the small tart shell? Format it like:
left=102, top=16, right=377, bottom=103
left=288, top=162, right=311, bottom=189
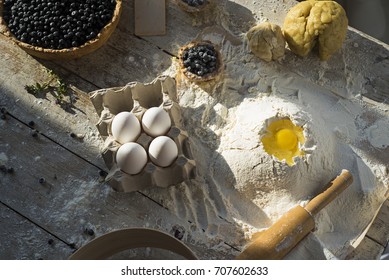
left=178, top=40, right=223, bottom=82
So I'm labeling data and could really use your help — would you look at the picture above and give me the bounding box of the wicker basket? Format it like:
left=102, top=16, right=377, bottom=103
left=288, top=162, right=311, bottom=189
left=178, top=40, right=223, bottom=82
left=0, top=0, right=122, bottom=60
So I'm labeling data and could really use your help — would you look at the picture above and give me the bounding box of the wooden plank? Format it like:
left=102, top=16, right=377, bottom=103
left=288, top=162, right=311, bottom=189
left=0, top=33, right=106, bottom=170
left=0, top=115, right=234, bottom=259
left=346, top=199, right=389, bottom=259
left=365, top=199, right=389, bottom=247
left=346, top=237, right=384, bottom=260
left=52, top=31, right=173, bottom=89
left=0, top=203, right=73, bottom=260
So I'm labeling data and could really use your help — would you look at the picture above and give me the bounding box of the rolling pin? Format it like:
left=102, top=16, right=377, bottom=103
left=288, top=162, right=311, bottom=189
left=237, top=169, right=353, bottom=260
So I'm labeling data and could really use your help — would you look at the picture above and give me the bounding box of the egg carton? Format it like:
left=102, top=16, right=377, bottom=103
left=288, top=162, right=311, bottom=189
left=90, top=76, right=196, bottom=192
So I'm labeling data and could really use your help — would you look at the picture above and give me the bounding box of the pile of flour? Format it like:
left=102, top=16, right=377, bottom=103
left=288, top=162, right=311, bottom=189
left=161, top=27, right=388, bottom=259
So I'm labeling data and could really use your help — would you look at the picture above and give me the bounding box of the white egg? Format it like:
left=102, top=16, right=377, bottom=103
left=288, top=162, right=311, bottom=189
left=116, top=142, right=148, bottom=175
left=111, top=112, right=141, bottom=144
left=141, top=107, right=171, bottom=137
left=148, top=136, right=178, bottom=167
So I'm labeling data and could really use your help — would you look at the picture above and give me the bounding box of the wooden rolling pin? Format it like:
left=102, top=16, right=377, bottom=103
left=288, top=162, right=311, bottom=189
left=237, top=169, right=353, bottom=260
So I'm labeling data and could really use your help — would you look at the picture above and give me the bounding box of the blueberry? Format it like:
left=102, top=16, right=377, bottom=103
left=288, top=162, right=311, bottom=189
left=84, top=228, right=95, bottom=236
left=182, top=0, right=205, bottom=7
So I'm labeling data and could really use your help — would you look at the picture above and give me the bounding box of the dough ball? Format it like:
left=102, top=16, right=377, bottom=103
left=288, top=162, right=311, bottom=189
left=247, top=22, right=286, bottom=62
left=283, top=0, right=348, bottom=60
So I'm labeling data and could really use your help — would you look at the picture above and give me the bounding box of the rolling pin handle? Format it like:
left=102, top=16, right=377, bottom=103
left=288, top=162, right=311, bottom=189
left=304, top=169, right=353, bottom=217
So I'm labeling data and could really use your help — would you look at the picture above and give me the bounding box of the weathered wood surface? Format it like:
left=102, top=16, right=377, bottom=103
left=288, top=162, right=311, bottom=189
left=0, top=0, right=388, bottom=260
left=0, top=34, right=104, bottom=168
left=346, top=237, right=385, bottom=260
left=0, top=29, right=243, bottom=259
left=367, top=199, right=389, bottom=247
left=0, top=203, right=73, bottom=260
left=347, top=199, right=389, bottom=260
left=0, top=114, right=233, bottom=259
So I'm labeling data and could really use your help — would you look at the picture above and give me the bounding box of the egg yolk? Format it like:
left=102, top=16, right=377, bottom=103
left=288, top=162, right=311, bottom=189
left=261, top=119, right=305, bottom=166
left=275, top=129, right=298, bottom=151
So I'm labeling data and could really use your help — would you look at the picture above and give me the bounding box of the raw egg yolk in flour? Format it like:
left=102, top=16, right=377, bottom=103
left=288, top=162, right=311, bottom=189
left=261, top=119, right=305, bottom=166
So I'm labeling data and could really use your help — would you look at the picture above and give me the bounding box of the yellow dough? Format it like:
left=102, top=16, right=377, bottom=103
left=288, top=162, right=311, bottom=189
left=283, top=0, right=348, bottom=60
left=247, top=22, right=286, bottom=62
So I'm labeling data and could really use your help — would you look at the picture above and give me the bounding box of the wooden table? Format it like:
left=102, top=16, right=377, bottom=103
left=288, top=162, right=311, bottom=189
left=1, top=0, right=388, bottom=260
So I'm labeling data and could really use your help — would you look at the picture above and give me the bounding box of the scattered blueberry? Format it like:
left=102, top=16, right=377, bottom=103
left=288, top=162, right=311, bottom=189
left=84, top=228, right=95, bottom=236
left=28, top=121, right=35, bottom=127
left=0, top=165, right=7, bottom=173
left=39, top=177, right=46, bottom=184
left=182, top=0, right=206, bottom=7
left=3, top=0, right=117, bottom=50
left=70, top=132, right=76, bottom=138
left=7, top=167, right=14, bottom=174
left=181, top=43, right=218, bottom=77
left=99, top=170, right=108, bottom=177
left=48, top=239, right=54, bottom=245
left=0, top=114, right=6, bottom=120
left=31, top=131, right=38, bottom=137
left=172, top=225, right=185, bottom=240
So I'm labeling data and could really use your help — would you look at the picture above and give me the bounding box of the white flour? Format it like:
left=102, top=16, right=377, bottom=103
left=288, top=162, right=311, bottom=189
left=367, top=119, right=389, bottom=149
left=160, top=27, right=389, bottom=259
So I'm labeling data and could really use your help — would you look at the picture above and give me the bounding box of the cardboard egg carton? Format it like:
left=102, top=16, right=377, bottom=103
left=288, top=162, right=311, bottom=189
left=90, top=76, right=196, bottom=192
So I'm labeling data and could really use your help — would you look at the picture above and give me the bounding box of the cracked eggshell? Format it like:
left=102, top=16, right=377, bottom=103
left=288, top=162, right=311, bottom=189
left=116, top=142, right=148, bottom=175
left=148, top=136, right=178, bottom=167
left=141, top=107, right=171, bottom=137
left=111, top=112, right=141, bottom=144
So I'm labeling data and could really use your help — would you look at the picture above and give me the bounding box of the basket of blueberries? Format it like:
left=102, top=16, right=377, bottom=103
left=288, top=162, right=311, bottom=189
left=0, top=0, right=122, bottom=60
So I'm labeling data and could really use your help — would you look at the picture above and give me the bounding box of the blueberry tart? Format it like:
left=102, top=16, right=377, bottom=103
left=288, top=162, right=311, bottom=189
left=178, top=41, right=222, bottom=82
